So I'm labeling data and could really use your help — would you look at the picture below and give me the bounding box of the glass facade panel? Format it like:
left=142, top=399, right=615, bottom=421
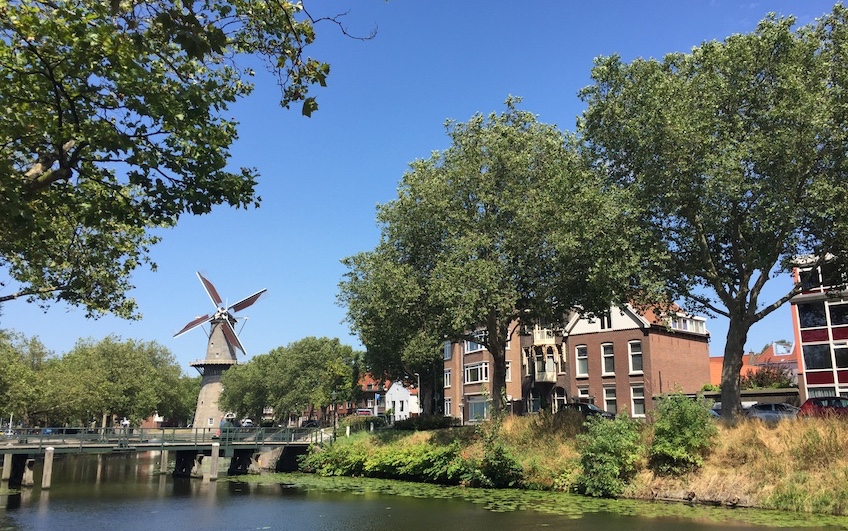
left=804, top=343, right=833, bottom=370
left=830, top=304, right=848, bottom=326
left=799, top=302, right=827, bottom=328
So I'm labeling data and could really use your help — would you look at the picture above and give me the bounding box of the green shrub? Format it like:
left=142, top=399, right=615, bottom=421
left=575, top=415, right=643, bottom=498
left=461, top=418, right=523, bottom=488
left=298, top=441, right=367, bottom=476
left=648, top=393, right=717, bottom=475
left=393, top=414, right=458, bottom=431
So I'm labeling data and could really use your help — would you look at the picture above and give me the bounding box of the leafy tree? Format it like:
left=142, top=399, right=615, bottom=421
left=579, top=7, right=848, bottom=418
left=740, top=362, right=796, bottom=390
left=220, top=337, right=360, bottom=423
left=0, top=330, right=54, bottom=425
left=52, top=336, right=185, bottom=425
left=0, top=0, right=364, bottom=317
left=341, top=98, right=652, bottom=414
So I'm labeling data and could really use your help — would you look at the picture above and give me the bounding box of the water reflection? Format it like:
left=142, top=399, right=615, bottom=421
left=1, top=453, right=847, bottom=531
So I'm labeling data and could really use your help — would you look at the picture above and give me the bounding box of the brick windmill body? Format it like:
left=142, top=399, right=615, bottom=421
left=174, top=272, right=266, bottom=430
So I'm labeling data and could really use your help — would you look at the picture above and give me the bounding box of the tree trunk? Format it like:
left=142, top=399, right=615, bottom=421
left=720, top=315, right=749, bottom=420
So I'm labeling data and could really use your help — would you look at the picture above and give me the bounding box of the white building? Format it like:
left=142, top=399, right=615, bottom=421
left=384, top=381, right=420, bottom=421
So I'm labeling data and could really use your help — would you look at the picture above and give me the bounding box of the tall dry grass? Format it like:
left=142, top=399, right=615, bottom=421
left=625, top=417, right=848, bottom=514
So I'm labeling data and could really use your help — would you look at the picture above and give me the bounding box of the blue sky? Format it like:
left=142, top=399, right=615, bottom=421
left=1, top=1, right=837, bottom=371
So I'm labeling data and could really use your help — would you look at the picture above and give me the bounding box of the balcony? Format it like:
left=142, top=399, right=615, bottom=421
left=532, top=327, right=561, bottom=346
left=535, top=368, right=558, bottom=383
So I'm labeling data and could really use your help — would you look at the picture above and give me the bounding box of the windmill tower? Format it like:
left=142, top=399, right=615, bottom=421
left=174, top=272, right=267, bottom=430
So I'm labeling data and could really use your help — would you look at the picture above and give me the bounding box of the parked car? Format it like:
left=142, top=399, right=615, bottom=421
left=241, top=418, right=254, bottom=428
left=746, top=402, right=799, bottom=421
left=561, top=402, right=615, bottom=419
left=300, top=419, right=319, bottom=428
left=798, top=396, right=848, bottom=418
left=355, top=409, right=374, bottom=416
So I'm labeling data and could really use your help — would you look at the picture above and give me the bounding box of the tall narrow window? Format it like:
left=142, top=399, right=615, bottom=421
left=602, top=343, right=615, bottom=374
left=599, top=312, right=612, bottom=329
left=444, top=369, right=452, bottom=388
left=632, top=386, right=646, bottom=417
left=576, top=345, right=588, bottom=376
left=629, top=341, right=643, bottom=373
left=604, top=387, right=617, bottom=414
left=444, top=398, right=452, bottom=416
left=443, top=341, right=452, bottom=360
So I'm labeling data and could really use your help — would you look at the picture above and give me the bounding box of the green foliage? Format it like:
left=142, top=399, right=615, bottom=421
left=393, top=414, right=458, bottom=431
left=740, top=362, right=797, bottom=389
left=220, top=337, right=362, bottom=423
left=464, top=418, right=523, bottom=488
left=299, top=435, right=471, bottom=484
left=580, top=5, right=848, bottom=416
left=575, top=416, right=644, bottom=498
left=0, top=0, right=345, bottom=317
left=701, top=383, right=720, bottom=392
left=0, top=331, right=191, bottom=427
left=341, top=97, right=646, bottom=414
left=648, top=394, right=717, bottom=475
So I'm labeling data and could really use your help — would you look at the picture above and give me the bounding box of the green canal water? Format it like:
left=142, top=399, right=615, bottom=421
left=1, top=453, right=847, bottom=530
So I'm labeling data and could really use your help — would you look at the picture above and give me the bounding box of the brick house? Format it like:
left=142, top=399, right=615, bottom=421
left=442, top=304, right=710, bottom=422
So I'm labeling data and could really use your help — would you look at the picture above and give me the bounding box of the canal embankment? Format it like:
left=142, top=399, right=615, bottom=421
left=297, top=404, right=848, bottom=516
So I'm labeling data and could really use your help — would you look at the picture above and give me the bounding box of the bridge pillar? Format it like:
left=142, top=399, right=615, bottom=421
left=227, top=449, right=253, bottom=476
left=172, top=450, right=195, bottom=478
left=159, top=450, right=169, bottom=474
left=207, top=443, right=219, bottom=481
left=42, top=448, right=54, bottom=490
left=22, top=459, right=35, bottom=488
left=1, top=454, right=10, bottom=482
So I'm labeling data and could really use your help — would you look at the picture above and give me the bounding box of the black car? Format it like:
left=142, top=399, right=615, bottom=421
left=561, top=402, right=615, bottom=419
left=300, top=419, right=319, bottom=428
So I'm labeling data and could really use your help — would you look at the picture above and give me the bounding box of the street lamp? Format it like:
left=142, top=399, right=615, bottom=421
left=330, top=390, right=337, bottom=442
left=414, top=372, right=421, bottom=415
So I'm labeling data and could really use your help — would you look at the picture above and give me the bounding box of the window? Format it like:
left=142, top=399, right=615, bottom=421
left=837, top=345, right=848, bottom=369
left=444, top=369, right=452, bottom=388
left=602, top=343, right=615, bottom=374
left=505, top=361, right=512, bottom=382
left=808, top=387, right=836, bottom=398
left=529, top=390, right=540, bottom=413
left=523, top=349, right=531, bottom=376
left=366, top=399, right=374, bottom=407
left=207, top=417, right=214, bottom=427
left=830, top=304, right=848, bottom=326
left=578, top=387, right=589, bottom=400
left=546, top=348, right=556, bottom=373
left=399, top=401, right=404, bottom=412
left=629, top=341, right=643, bottom=373
left=444, top=398, right=452, bottom=416
left=798, top=302, right=828, bottom=329
left=468, top=398, right=490, bottom=421
left=464, top=339, right=484, bottom=353
left=599, top=312, right=612, bottom=330
left=803, top=344, right=833, bottom=370
left=464, top=362, right=489, bottom=384
left=576, top=345, right=588, bottom=376
left=443, top=341, right=452, bottom=360
left=464, top=330, right=487, bottom=353
left=631, top=386, right=646, bottom=417
left=555, top=388, right=567, bottom=411
left=604, top=388, right=617, bottom=414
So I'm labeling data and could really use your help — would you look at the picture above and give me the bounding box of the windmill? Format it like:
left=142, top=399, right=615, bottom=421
left=175, top=272, right=267, bottom=430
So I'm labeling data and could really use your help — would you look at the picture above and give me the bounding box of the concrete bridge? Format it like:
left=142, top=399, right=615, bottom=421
left=0, top=426, right=326, bottom=489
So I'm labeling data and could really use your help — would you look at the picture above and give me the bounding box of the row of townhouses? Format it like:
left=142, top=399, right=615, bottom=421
left=443, top=305, right=711, bottom=422
left=325, top=262, right=845, bottom=425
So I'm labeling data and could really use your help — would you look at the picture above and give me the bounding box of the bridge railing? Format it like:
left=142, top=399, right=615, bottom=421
left=1, top=426, right=324, bottom=450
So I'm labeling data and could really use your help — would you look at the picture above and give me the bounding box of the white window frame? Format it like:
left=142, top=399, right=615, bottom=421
left=578, top=387, right=589, bottom=400
left=631, top=386, right=646, bottom=418
left=576, top=345, right=588, bottom=377
left=602, top=343, right=615, bottom=375
left=604, top=387, right=617, bottom=415
left=444, top=397, right=452, bottom=416
left=505, top=361, right=512, bottom=382
left=443, top=341, right=452, bottom=360
left=629, top=340, right=643, bottom=374
left=464, top=362, right=489, bottom=384
left=444, top=368, right=451, bottom=389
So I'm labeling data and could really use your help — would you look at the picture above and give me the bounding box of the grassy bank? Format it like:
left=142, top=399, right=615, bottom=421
left=299, top=410, right=848, bottom=516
